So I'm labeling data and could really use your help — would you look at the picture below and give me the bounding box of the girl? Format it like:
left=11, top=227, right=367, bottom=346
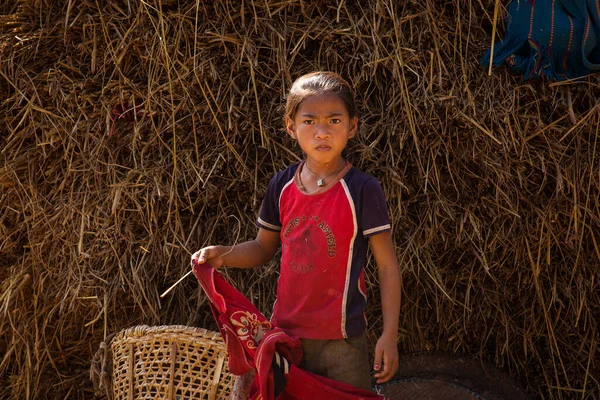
left=192, top=71, right=400, bottom=390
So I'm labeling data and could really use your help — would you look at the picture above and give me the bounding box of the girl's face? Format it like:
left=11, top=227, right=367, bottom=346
left=286, top=93, right=358, bottom=167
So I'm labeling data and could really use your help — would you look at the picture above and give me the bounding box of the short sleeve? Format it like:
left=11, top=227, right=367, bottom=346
left=257, top=174, right=282, bottom=232
left=361, top=178, right=391, bottom=237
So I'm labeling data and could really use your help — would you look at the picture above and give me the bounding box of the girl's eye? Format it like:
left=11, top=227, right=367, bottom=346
left=303, top=120, right=314, bottom=125
left=330, top=119, right=341, bottom=124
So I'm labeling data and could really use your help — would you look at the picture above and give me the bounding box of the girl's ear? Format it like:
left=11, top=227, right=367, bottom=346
left=348, top=116, right=358, bottom=139
left=286, top=116, right=297, bottom=139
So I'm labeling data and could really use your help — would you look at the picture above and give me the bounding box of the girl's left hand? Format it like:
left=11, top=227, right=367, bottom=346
left=373, top=332, right=398, bottom=384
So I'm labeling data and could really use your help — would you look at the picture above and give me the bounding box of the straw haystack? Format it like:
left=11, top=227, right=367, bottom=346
left=1, top=0, right=599, bottom=398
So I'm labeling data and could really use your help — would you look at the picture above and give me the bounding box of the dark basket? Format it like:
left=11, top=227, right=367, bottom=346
left=373, top=353, right=529, bottom=400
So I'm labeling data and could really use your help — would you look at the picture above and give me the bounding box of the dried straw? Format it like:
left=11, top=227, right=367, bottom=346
left=1, top=1, right=599, bottom=399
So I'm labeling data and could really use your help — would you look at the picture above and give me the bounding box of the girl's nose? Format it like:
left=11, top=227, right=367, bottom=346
left=314, top=124, right=330, bottom=139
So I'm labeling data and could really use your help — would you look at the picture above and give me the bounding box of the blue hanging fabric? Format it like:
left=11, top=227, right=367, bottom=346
left=481, top=0, right=600, bottom=80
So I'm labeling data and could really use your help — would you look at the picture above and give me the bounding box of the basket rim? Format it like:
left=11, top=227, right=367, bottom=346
left=109, top=324, right=224, bottom=343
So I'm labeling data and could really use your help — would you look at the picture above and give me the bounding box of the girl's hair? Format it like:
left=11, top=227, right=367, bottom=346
left=285, top=71, right=356, bottom=120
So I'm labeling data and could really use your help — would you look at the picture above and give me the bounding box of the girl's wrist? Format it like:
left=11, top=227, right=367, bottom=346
left=216, top=245, right=231, bottom=262
left=381, top=329, right=398, bottom=340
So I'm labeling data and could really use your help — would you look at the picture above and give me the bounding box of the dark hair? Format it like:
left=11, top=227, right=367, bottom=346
left=285, top=71, right=357, bottom=120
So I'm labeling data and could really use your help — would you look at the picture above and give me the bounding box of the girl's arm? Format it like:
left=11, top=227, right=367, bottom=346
left=191, top=228, right=280, bottom=269
left=369, top=230, right=401, bottom=384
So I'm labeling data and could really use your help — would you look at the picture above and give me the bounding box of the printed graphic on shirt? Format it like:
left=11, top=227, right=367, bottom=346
left=283, top=214, right=336, bottom=259
left=317, top=220, right=337, bottom=258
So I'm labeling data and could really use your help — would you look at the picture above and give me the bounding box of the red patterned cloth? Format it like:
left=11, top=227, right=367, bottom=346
left=192, top=262, right=385, bottom=400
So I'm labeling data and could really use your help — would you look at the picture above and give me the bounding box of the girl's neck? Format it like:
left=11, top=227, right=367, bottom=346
left=300, top=158, right=348, bottom=191
left=304, top=158, right=346, bottom=176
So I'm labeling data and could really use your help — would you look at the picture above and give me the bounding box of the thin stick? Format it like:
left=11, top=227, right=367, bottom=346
left=160, top=270, right=194, bottom=298
left=488, top=0, right=501, bottom=75
left=160, top=216, right=242, bottom=298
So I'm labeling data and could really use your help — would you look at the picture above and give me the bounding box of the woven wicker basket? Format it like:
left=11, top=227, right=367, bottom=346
left=91, top=325, right=235, bottom=400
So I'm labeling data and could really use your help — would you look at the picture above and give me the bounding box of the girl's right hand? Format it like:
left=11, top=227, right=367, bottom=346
left=191, top=245, right=227, bottom=269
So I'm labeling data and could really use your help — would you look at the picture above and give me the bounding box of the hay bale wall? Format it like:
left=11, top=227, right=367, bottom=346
left=1, top=0, right=599, bottom=398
